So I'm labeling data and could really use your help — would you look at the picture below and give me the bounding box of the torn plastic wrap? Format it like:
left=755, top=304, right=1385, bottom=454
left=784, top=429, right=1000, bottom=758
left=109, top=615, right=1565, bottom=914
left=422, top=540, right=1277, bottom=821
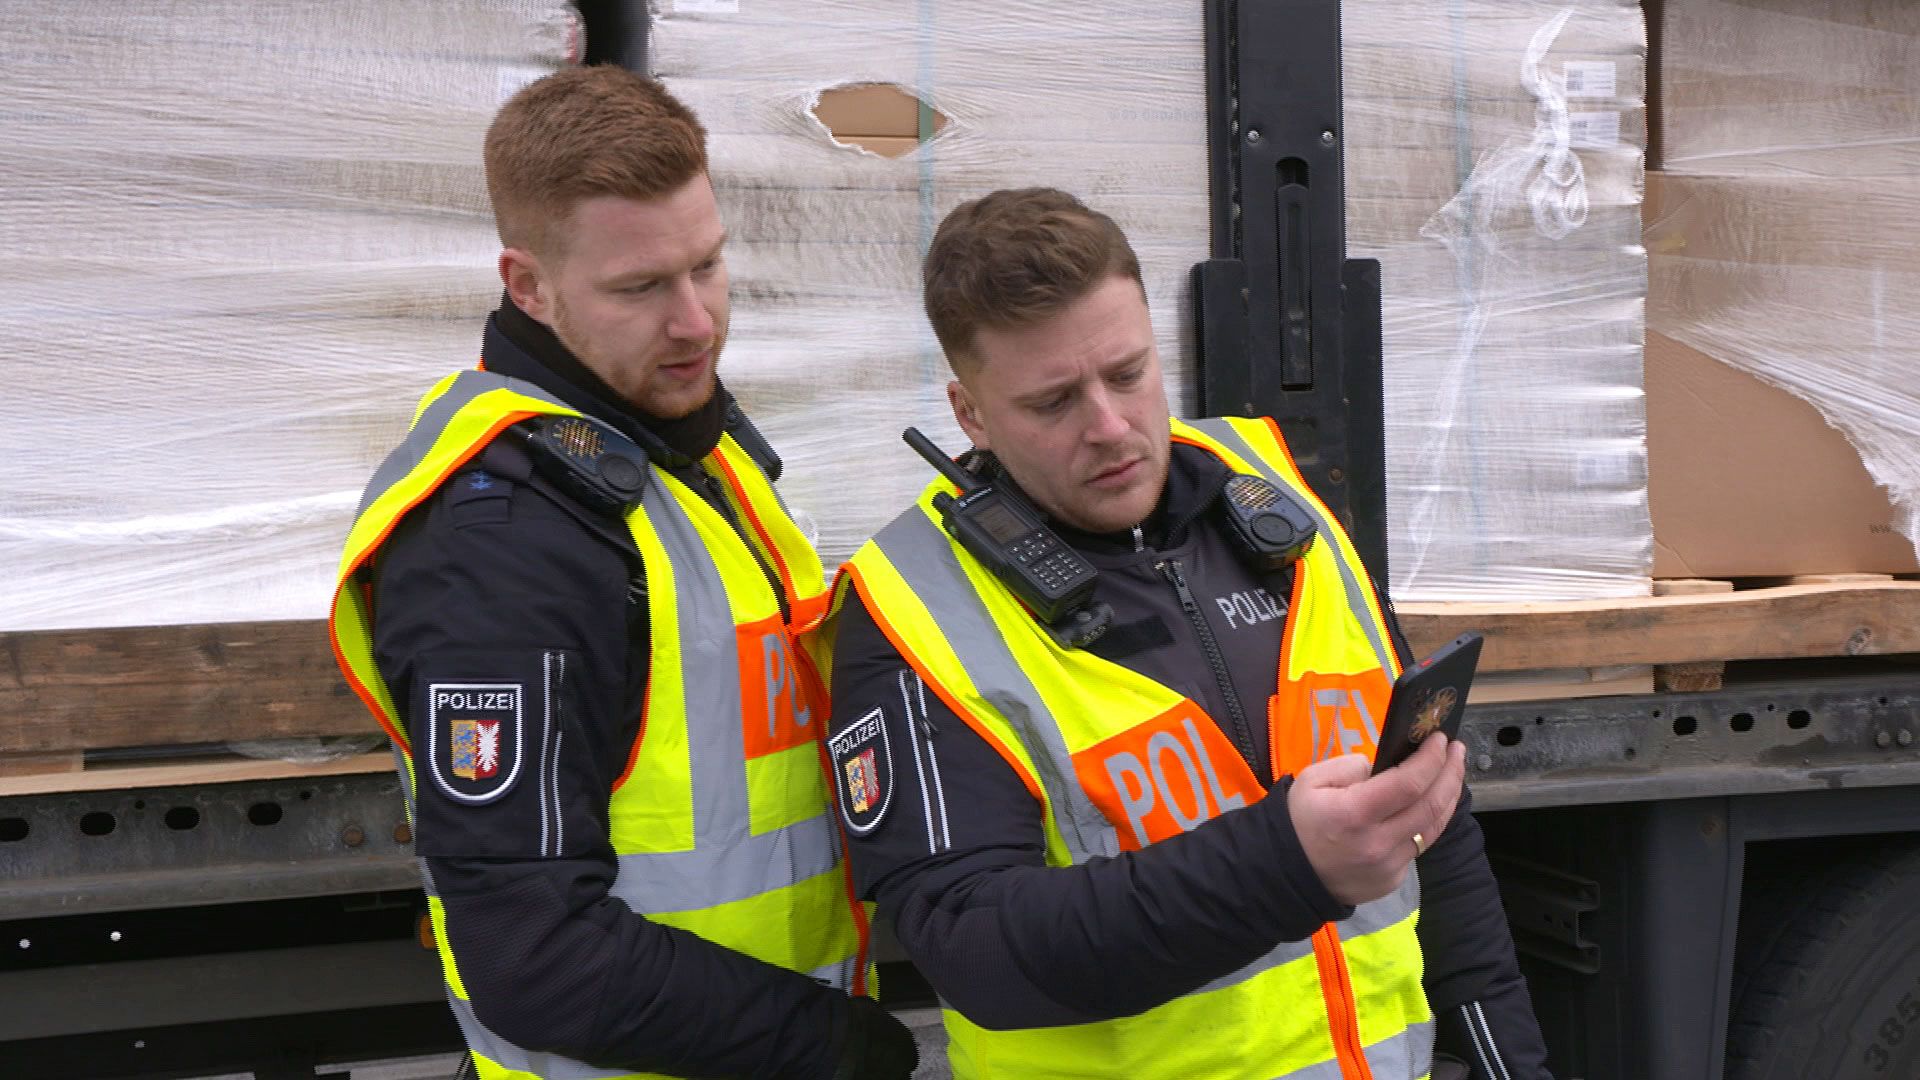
left=1650, top=0, right=1920, bottom=565
left=650, top=0, right=1212, bottom=576
left=655, top=0, right=1652, bottom=601
left=0, top=0, right=580, bottom=632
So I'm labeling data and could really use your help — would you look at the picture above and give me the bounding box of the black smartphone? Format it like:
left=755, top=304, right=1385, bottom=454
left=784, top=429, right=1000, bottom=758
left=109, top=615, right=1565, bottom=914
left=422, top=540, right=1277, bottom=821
left=1371, top=633, right=1484, bottom=775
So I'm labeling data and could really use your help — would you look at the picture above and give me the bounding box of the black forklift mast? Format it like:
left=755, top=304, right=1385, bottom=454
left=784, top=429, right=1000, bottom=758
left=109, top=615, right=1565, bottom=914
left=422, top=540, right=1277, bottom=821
left=1194, top=0, right=1390, bottom=586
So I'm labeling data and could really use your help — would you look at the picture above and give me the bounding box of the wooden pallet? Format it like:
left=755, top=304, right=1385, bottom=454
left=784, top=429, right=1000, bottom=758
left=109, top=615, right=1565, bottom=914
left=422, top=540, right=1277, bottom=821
left=3, top=576, right=1916, bottom=785
left=1469, top=665, right=1655, bottom=705
left=0, top=620, right=369, bottom=756
left=1401, top=578, right=1920, bottom=674
left=0, top=752, right=392, bottom=799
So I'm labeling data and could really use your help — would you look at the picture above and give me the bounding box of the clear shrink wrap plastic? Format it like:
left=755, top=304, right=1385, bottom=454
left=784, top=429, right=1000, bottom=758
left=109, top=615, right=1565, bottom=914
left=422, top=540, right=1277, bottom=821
left=5, top=0, right=1653, bottom=635
left=1649, top=0, right=1920, bottom=559
left=1346, top=0, right=1650, bottom=599
left=649, top=0, right=1214, bottom=572
left=0, top=1, right=579, bottom=632
left=656, top=0, right=1650, bottom=600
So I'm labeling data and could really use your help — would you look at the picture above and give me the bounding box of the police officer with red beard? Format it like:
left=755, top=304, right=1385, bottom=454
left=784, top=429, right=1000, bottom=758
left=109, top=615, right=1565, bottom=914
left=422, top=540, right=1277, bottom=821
left=329, top=65, right=915, bottom=1080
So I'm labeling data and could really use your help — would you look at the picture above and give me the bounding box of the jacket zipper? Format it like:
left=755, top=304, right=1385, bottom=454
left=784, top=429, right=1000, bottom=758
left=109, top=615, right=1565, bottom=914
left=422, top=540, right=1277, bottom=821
left=697, top=467, right=790, bottom=623
left=1156, top=557, right=1263, bottom=783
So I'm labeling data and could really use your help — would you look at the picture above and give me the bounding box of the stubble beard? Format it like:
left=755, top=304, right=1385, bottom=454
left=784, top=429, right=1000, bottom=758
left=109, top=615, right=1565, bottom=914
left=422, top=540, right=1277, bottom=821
left=549, top=299, right=721, bottom=419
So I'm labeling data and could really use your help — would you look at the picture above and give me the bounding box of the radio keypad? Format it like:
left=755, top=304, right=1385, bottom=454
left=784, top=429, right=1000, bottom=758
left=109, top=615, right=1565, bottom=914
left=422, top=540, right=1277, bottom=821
left=1006, top=531, right=1087, bottom=596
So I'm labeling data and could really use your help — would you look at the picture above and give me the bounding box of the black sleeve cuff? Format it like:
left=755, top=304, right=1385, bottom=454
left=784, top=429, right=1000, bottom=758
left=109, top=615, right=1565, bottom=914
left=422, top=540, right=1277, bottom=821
left=1436, top=997, right=1553, bottom=1080
left=430, top=855, right=845, bottom=1078
left=1262, top=776, right=1357, bottom=931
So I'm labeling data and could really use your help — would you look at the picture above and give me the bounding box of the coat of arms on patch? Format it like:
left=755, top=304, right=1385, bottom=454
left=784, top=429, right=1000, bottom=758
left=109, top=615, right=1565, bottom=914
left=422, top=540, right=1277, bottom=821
left=451, top=719, right=502, bottom=780
left=829, top=706, right=892, bottom=834
left=427, top=682, right=523, bottom=804
left=845, top=748, right=881, bottom=813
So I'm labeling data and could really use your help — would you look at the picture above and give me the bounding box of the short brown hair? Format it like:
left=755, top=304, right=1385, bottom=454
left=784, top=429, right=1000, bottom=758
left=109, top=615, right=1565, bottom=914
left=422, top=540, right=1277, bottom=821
left=484, top=65, right=708, bottom=257
left=922, top=187, right=1144, bottom=366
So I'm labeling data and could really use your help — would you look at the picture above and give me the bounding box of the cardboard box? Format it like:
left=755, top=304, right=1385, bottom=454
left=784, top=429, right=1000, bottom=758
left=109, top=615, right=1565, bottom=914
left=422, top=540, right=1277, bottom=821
left=1651, top=0, right=1920, bottom=177
left=1646, top=331, right=1918, bottom=577
left=811, top=83, right=947, bottom=157
left=1644, top=170, right=1920, bottom=577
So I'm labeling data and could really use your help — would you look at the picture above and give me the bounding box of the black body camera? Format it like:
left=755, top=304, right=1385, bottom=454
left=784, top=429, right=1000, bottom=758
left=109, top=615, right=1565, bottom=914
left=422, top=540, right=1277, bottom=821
left=1219, top=474, right=1317, bottom=570
left=513, top=414, right=649, bottom=517
left=904, top=428, right=1111, bottom=648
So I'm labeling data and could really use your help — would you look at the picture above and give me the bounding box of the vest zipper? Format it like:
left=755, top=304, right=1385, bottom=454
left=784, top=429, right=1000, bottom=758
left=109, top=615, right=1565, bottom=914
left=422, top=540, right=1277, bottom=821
left=1156, top=557, right=1261, bottom=782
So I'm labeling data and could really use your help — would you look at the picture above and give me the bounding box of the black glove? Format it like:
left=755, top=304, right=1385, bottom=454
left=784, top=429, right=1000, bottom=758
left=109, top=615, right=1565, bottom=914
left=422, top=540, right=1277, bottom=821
left=831, top=995, right=919, bottom=1080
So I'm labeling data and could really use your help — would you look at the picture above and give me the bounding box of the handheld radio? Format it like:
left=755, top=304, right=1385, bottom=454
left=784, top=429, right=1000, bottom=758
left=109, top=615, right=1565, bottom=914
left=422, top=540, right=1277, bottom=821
left=904, top=428, right=1111, bottom=648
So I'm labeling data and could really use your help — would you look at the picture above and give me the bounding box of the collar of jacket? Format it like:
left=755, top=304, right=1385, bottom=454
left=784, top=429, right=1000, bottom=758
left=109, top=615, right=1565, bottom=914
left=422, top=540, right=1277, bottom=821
left=993, top=442, right=1231, bottom=556
left=482, top=297, right=729, bottom=469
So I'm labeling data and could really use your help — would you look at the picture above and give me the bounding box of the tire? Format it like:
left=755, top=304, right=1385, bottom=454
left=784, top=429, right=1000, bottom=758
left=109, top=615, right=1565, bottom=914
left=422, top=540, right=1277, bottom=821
left=1725, top=840, right=1920, bottom=1080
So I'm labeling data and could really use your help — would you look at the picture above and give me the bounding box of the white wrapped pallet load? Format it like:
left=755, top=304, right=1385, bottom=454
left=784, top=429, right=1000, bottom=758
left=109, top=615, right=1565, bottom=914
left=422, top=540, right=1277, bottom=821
left=1345, top=0, right=1650, bottom=600
left=0, top=1, right=579, bottom=631
left=652, top=0, right=1651, bottom=601
left=3, top=0, right=1653, bottom=631
left=649, top=0, right=1214, bottom=574
left=1648, top=0, right=1920, bottom=575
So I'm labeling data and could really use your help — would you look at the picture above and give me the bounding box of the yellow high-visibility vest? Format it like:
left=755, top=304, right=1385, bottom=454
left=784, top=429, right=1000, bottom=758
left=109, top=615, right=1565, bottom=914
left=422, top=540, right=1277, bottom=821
left=818, top=416, right=1430, bottom=1080
left=330, top=370, right=868, bottom=1080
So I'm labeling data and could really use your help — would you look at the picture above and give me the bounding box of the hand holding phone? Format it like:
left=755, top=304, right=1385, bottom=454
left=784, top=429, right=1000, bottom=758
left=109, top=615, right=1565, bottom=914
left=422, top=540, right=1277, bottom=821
left=1289, top=731, right=1465, bottom=905
left=1371, top=633, right=1483, bottom=776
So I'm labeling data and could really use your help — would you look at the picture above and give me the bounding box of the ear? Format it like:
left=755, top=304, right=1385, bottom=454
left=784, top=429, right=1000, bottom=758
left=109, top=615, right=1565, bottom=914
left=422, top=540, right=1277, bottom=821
left=500, top=248, right=553, bottom=326
left=947, top=379, right=989, bottom=450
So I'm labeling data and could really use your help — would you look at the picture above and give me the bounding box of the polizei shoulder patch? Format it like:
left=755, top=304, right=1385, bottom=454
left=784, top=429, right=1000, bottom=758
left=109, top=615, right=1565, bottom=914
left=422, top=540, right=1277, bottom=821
left=426, top=682, right=524, bottom=804
left=830, top=706, right=893, bottom=834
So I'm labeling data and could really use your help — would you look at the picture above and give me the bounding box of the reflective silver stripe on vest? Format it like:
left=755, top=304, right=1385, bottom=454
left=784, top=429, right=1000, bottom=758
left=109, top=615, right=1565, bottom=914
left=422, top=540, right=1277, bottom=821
left=1351, top=866, right=1420, bottom=939
left=393, top=742, right=418, bottom=822
left=353, top=371, right=568, bottom=521
left=450, top=995, right=636, bottom=1080
left=611, top=816, right=839, bottom=912
left=1364, top=1017, right=1437, bottom=1080
left=865, top=512, right=1113, bottom=856
left=1243, top=1021, right=1437, bottom=1080
left=1263, top=1056, right=1348, bottom=1080
left=1185, top=868, right=1420, bottom=1000
left=610, top=465, right=843, bottom=914
left=812, top=954, right=859, bottom=990
left=1184, top=418, right=1398, bottom=673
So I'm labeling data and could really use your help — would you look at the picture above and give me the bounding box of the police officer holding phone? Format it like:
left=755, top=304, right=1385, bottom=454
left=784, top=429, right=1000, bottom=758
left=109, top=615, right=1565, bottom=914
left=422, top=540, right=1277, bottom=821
left=815, top=188, right=1549, bottom=1079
